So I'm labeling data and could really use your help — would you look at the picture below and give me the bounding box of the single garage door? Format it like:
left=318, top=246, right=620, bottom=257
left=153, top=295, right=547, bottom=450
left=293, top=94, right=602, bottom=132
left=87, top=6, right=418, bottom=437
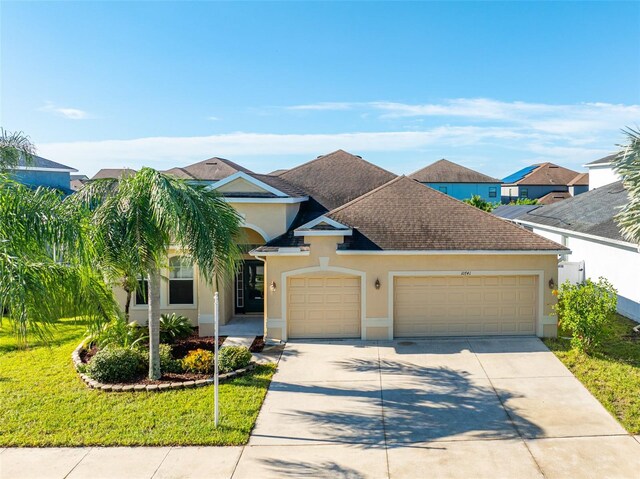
left=288, top=274, right=361, bottom=338
left=394, top=275, right=537, bottom=337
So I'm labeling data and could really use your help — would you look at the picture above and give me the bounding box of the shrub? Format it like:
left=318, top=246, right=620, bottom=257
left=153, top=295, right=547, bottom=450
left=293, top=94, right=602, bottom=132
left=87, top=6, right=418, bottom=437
left=554, top=277, right=618, bottom=353
left=160, top=343, right=182, bottom=374
left=463, top=195, right=498, bottom=212
left=86, top=318, right=147, bottom=350
left=86, top=347, right=146, bottom=383
left=219, top=346, right=252, bottom=373
left=181, top=348, right=214, bottom=374
left=160, top=314, right=193, bottom=344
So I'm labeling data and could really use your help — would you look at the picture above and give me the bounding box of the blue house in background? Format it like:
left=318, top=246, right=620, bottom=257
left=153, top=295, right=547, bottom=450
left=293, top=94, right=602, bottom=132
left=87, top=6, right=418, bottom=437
left=409, top=159, right=501, bottom=202
left=10, top=155, right=77, bottom=194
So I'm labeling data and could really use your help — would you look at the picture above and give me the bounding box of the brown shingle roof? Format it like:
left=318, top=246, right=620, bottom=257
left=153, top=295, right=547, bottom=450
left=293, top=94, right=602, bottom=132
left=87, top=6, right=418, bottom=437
left=248, top=173, right=307, bottom=198
left=568, top=172, right=589, bottom=186
left=164, top=157, right=253, bottom=181
left=325, top=176, right=565, bottom=251
left=92, top=168, right=137, bottom=179
left=279, top=150, right=397, bottom=210
left=409, top=159, right=500, bottom=183
left=504, top=163, right=579, bottom=186
left=537, top=191, right=572, bottom=205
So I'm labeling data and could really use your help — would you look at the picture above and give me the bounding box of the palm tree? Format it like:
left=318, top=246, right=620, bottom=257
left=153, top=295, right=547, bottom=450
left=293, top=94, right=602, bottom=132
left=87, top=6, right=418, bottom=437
left=0, top=128, right=36, bottom=170
left=614, top=128, right=640, bottom=245
left=0, top=131, right=118, bottom=344
left=74, top=168, right=242, bottom=379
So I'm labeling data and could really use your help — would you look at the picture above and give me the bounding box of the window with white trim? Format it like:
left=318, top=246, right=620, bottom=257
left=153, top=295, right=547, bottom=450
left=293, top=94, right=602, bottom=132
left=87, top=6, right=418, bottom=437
left=489, top=187, right=497, bottom=198
left=169, top=257, right=194, bottom=305
left=520, top=188, right=529, bottom=198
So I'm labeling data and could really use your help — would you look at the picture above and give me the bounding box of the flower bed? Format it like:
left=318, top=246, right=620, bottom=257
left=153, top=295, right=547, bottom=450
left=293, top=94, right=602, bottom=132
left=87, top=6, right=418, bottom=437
left=72, top=331, right=257, bottom=392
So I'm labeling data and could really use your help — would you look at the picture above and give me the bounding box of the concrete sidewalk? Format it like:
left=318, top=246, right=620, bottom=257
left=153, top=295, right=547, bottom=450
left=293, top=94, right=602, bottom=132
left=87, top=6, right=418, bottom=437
left=3, top=338, right=640, bottom=478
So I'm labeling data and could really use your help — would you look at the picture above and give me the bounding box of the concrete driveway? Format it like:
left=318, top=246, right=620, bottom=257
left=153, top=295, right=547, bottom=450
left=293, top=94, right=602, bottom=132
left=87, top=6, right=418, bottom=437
left=3, top=337, right=640, bottom=478
left=239, top=337, right=640, bottom=478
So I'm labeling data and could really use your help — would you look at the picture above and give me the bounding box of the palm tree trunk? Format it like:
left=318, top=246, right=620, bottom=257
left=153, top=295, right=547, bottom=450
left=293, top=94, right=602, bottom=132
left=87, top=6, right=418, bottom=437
left=123, top=285, right=131, bottom=322
left=148, top=268, right=162, bottom=379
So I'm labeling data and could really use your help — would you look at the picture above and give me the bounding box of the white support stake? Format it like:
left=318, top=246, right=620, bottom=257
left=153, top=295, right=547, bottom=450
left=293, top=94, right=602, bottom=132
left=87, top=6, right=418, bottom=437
left=214, top=291, right=219, bottom=427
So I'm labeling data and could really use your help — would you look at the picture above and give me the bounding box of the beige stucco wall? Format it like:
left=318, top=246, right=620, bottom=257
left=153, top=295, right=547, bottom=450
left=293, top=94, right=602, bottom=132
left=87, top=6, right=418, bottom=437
left=259, top=235, right=560, bottom=341
left=229, top=201, right=301, bottom=242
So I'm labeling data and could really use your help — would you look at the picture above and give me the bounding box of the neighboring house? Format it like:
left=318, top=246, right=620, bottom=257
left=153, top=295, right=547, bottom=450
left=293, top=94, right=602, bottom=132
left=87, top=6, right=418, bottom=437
left=8, top=155, right=77, bottom=193
left=585, top=154, right=621, bottom=190
left=537, top=191, right=572, bottom=205
left=501, top=163, right=583, bottom=203
left=568, top=172, right=589, bottom=196
left=118, top=149, right=566, bottom=341
left=408, top=158, right=501, bottom=201
left=269, top=169, right=288, bottom=176
left=70, top=174, right=89, bottom=191
left=92, top=168, right=137, bottom=180
left=502, top=181, right=640, bottom=322
left=164, top=157, right=253, bottom=183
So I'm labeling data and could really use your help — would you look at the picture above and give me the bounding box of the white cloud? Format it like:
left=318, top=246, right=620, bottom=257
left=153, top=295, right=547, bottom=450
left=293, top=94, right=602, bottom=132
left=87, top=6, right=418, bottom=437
left=39, top=101, right=91, bottom=120
left=206, top=116, right=220, bottom=121
left=286, top=102, right=354, bottom=111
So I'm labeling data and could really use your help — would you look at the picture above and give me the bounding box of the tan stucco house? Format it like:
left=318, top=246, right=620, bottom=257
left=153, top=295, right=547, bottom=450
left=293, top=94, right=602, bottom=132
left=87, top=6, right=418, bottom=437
left=118, top=150, right=567, bottom=340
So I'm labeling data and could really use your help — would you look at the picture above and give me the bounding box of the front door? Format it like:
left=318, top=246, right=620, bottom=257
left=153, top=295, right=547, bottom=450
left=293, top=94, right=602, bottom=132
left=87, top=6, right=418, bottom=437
left=241, top=260, right=264, bottom=313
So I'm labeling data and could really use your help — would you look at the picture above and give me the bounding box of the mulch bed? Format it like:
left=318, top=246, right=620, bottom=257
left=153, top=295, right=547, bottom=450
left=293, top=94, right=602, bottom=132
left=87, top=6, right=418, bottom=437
left=250, top=336, right=265, bottom=353
left=171, top=332, right=227, bottom=359
left=78, top=329, right=250, bottom=385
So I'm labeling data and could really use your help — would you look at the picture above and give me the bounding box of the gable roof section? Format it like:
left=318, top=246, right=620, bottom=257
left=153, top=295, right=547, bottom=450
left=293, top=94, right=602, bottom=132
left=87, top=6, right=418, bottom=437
left=209, top=171, right=306, bottom=198
left=409, top=159, right=500, bottom=183
left=92, top=168, right=136, bottom=179
left=513, top=181, right=630, bottom=244
left=585, top=153, right=617, bottom=166
left=278, top=149, right=397, bottom=210
left=568, top=172, right=589, bottom=186
left=503, top=163, right=579, bottom=186
left=537, top=191, right=572, bottom=205
left=324, top=176, right=565, bottom=251
left=165, top=157, right=253, bottom=181
left=15, top=155, right=77, bottom=172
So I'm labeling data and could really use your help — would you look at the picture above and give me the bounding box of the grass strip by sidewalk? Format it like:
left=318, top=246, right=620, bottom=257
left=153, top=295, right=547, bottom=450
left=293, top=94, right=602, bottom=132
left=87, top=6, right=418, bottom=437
left=0, top=319, right=275, bottom=446
left=543, top=314, right=640, bottom=434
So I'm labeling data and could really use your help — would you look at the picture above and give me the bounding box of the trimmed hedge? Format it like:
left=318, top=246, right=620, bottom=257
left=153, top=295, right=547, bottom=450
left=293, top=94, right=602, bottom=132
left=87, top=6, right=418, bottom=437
left=86, top=347, right=146, bottom=383
left=219, top=346, right=252, bottom=373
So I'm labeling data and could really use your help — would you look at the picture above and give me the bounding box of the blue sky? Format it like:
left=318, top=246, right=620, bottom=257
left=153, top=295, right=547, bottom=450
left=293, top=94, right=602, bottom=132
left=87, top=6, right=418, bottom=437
left=2, top=1, right=639, bottom=177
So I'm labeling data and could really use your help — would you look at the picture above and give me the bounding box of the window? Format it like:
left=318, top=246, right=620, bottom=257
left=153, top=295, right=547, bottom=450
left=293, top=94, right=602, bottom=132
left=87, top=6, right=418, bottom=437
left=489, top=187, right=497, bottom=198
left=169, top=257, right=194, bottom=304
left=520, top=188, right=529, bottom=198
left=134, top=277, right=148, bottom=305
left=439, top=186, right=448, bottom=194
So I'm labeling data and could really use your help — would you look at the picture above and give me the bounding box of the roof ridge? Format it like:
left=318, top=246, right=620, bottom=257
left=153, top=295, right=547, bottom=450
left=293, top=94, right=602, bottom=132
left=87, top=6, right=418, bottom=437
left=408, top=158, right=500, bottom=183
left=325, top=175, right=407, bottom=217
left=280, top=149, right=394, bottom=178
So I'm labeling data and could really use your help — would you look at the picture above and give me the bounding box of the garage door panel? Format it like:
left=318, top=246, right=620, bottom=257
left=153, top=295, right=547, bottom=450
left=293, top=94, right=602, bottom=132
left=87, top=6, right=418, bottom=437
left=288, top=275, right=361, bottom=339
left=394, top=275, right=537, bottom=337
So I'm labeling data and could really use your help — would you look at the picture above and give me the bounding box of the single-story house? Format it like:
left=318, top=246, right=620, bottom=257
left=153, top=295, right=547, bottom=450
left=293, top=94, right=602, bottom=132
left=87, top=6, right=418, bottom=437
left=8, top=155, right=77, bottom=193
left=501, top=163, right=585, bottom=203
left=568, top=172, right=589, bottom=196
left=585, top=154, right=621, bottom=190
left=499, top=181, right=640, bottom=322
left=409, top=159, right=501, bottom=202
left=117, top=150, right=567, bottom=340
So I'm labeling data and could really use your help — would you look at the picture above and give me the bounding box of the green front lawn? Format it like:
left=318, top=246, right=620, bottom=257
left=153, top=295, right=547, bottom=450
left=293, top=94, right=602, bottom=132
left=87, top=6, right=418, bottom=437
left=0, top=319, right=275, bottom=446
left=544, top=314, right=640, bottom=434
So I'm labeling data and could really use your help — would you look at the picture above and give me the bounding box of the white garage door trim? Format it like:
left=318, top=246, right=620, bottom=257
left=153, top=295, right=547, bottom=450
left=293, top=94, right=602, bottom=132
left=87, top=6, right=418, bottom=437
left=281, top=265, right=367, bottom=341
left=388, top=270, right=545, bottom=337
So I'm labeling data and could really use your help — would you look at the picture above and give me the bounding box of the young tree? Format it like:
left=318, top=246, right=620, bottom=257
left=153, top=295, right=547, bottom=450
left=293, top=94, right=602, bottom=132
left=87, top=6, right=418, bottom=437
left=614, top=128, right=640, bottom=245
left=0, top=130, right=118, bottom=344
left=74, top=168, right=242, bottom=379
left=463, top=194, right=497, bottom=212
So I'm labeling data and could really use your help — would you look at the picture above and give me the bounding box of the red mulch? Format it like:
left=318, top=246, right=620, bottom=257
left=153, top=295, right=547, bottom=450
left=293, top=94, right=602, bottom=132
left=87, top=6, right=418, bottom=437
left=171, top=332, right=226, bottom=359
left=250, top=336, right=265, bottom=353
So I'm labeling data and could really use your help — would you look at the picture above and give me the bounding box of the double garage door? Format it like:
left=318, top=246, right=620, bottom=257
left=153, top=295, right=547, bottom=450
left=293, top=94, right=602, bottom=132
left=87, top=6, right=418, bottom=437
left=286, top=273, right=537, bottom=339
left=394, top=275, right=538, bottom=337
